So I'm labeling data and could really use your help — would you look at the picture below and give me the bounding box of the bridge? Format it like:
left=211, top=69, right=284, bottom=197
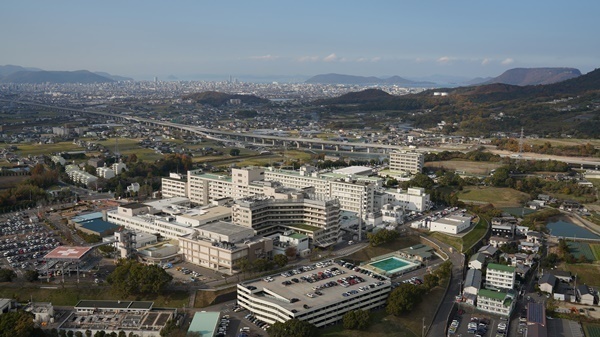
left=4, top=99, right=600, bottom=168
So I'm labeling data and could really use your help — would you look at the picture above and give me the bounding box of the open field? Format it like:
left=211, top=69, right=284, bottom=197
left=525, top=138, right=600, bottom=148
left=0, top=285, right=189, bottom=307
left=567, top=242, right=596, bottom=261
left=560, top=264, right=600, bottom=287
left=424, top=160, right=502, bottom=175
left=591, top=244, right=600, bottom=261
left=5, top=142, right=83, bottom=156
left=0, top=175, right=29, bottom=189
left=457, top=186, right=529, bottom=208
left=584, top=323, right=600, bottom=337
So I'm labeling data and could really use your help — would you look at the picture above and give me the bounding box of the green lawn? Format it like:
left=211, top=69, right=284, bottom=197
left=461, top=217, right=489, bottom=252
left=560, top=264, right=600, bottom=287
left=591, top=244, right=600, bottom=261
left=7, top=142, right=83, bottom=156
left=457, top=186, right=529, bottom=208
left=0, top=284, right=189, bottom=307
left=584, top=323, right=600, bottom=337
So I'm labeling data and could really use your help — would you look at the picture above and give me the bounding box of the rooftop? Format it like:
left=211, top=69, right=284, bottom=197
left=487, top=263, right=515, bottom=273
left=75, top=300, right=154, bottom=310
left=188, top=311, right=220, bottom=337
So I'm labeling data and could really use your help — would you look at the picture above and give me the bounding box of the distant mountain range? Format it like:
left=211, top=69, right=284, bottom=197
left=481, top=67, right=581, bottom=86
left=0, top=65, right=133, bottom=83
left=305, top=73, right=436, bottom=87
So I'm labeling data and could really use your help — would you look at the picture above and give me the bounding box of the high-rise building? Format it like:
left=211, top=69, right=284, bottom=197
left=389, top=151, right=424, bottom=174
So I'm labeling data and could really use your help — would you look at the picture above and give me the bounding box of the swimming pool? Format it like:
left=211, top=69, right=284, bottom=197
left=367, top=256, right=420, bottom=276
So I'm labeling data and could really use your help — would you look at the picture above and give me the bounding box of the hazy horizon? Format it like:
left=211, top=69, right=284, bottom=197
left=1, top=1, right=598, bottom=81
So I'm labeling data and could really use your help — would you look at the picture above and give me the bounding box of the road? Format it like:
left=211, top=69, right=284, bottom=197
left=426, top=236, right=465, bottom=337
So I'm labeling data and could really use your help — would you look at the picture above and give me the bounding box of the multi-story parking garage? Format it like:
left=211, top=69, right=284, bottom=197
left=237, top=260, right=391, bottom=328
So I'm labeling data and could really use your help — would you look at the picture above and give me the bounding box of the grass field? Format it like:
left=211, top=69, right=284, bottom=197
left=501, top=207, right=537, bottom=218
left=429, top=216, right=488, bottom=253
left=567, top=242, right=596, bottom=261
left=7, top=142, right=83, bottom=156
left=457, top=187, right=529, bottom=208
left=584, top=323, right=600, bottom=337
left=424, top=160, right=502, bottom=175
left=592, top=244, right=600, bottom=261
left=0, top=285, right=189, bottom=307
left=560, top=264, right=600, bottom=287
left=525, top=138, right=600, bottom=148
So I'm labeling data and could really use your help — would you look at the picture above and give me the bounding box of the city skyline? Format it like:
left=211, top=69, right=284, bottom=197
left=1, top=1, right=599, bottom=81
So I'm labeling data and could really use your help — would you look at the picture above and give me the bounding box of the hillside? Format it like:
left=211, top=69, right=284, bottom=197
left=182, top=91, right=270, bottom=106
left=483, top=67, right=581, bottom=86
left=315, top=89, right=392, bottom=105
left=305, top=73, right=435, bottom=87
left=0, top=65, right=42, bottom=77
left=0, top=70, right=114, bottom=84
left=94, top=71, right=134, bottom=82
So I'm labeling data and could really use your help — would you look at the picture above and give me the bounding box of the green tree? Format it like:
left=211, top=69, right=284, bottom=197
left=343, top=309, right=371, bottom=330
left=267, top=319, right=319, bottom=337
left=24, top=270, right=39, bottom=282
left=273, top=254, right=288, bottom=268
left=75, top=332, right=83, bottom=337
left=367, top=229, right=399, bottom=247
left=386, top=283, right=425, bottom=316
left=107, top=260, right=173, bottom=297
left=67, top=331, right=74, bottom=337
left=0, top=310, right=34, bottom=337
left=423, top=273, right=440, bottom=290
left=85, top=330, right=92, bottom=337
left=229, top=149, right=240, bottom=156
left=0, top=268, right=17, bottom=282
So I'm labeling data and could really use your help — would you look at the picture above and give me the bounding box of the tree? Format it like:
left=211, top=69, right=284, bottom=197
left=85, top=330, right=92, bottom=337
left=75, top=332, right=84, bottom=337
left=343, top=309, right=371, bottom=330
left=273, top=254, right=288, bottom=268
left=367, top=229, right=399, bottom=247
left=229, top=149, right=240, bottom=156
left=68, top=331, right=74, bottom=337
left=285, top=246, right=297, bottom=259
left=24, top=270, right=39, bottom=282
left=267, top=319, right=319, bottom=337
left=0, top=268, right=17, bottom=282
left=386, top=283, right=425, bottom=316
left=423, top=273, right=440, bottom=290
left=107, top=260, right=173, bottom=297
left=0, top=310, right=34, bottom=337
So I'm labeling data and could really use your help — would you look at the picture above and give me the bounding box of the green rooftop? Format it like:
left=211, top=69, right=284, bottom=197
left=286, top=223, right=321, bottom=232
left=478, top=289, right=508, bottom=301
left=289, top=233, right=308, bottom=240
left=487, top=263, right=515, bottom=273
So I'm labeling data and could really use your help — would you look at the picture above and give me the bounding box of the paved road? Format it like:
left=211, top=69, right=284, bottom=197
left=426, top=237, right=465, bottom=337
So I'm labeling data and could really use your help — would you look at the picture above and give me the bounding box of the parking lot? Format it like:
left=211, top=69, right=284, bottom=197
left=0, top=211, right=62, bottom=277
left=449, top=311, right=507, bottom=337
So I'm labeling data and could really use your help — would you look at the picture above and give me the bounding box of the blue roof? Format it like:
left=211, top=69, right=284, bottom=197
left=189, top=311, right=220, bottom=336
left=79, top=219, right=119, bottom=235
left=72, top=212, right=103, bottom=222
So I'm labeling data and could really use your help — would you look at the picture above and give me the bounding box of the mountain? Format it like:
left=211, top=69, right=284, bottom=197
left=462, top=77, right=493, bottom=86
left=0, top=70, right=115, bottom=84
left=305, top=73, right=435, bottom=87
left=0, top=65, right=43, bottom=77
left=182, top=91, right=270, bottom=106
left=94, top=71, right=133, bottom=81
left=483, top=67, right=581, bottom=86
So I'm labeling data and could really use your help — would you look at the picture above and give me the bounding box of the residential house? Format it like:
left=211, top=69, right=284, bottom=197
left=577, top=285, right=598, bottom=306
left=463, top=269, right=482, bottom=296
left=468, top=252, right=486, bottom=270
left=538, top=274, right=557, bottom=294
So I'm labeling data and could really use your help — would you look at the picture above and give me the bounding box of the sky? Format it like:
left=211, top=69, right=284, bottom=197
left=1, top=1, right=599, bottom=81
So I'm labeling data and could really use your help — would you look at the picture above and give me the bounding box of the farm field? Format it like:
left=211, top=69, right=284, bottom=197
left=424, top=160, right=502, bottom=175
left=4, top=142, right=83, bottom=156
left=591, top=244, right=600, bottom=261
left=560, top=264, right=600, bottom=287
left=584, top=323, right=600, bottom=337
left=525, top=138, right=600, bottom=147
left=457, top=187, right=529, bottom=208
left=566, top=241, right=596, bottom=261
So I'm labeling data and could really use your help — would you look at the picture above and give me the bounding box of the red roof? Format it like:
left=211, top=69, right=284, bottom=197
left=44, top=246, right=92, bottom=260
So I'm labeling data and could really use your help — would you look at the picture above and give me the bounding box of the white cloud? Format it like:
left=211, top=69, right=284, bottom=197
left=249, top=54, right=279, bottom=61
left=501, top=58, right=514, bottom=65
left=481, top=58, right=491, bottom=65
left=323, top=53, right=339, bottom=62
left=437, top=56, right=452, bottom=64
left=370, top=56, right=381, bottom=62
left=296, top=56, right=319, bottom=62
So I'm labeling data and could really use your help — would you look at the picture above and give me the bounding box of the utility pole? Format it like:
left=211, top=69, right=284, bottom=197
left=422, top=316, right=426, bottom=337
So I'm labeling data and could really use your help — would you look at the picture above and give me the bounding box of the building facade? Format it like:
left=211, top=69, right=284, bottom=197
left=389, top=151, right=424, bottom=174
left=485, top=263, right=516, bottom=290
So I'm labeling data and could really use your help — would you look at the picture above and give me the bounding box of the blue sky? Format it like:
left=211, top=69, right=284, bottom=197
left=1, top=1, right=598, bottom=80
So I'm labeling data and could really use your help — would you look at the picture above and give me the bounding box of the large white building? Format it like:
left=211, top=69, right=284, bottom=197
left=237, top=262, right=391, bottom=328
left=429, top=214, right=471, bottom=234
left=65, top=165, right=98, bottom=186
left=96, top=166, right=115, bottom=179
left=232, top=186, right=340, bottom=247
left=389, top=151, right=424, bottom=174
left=485, top=263, right=516, bottom=290
left=380, top=187, right=430, bottom=212
left=161, top=173, right=188, bottom=198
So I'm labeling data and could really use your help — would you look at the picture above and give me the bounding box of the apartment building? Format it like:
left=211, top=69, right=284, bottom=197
left=476, top=289, right=516, bottom=316
left=485, top=263, right=516, bottom=290
left=96, top=166, right=115, bottom=179
left=65, top=165, right=98, bottom=186
left=389, top=151, right=424, bottom=174
left=187, top=169, right=233, bottom=205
